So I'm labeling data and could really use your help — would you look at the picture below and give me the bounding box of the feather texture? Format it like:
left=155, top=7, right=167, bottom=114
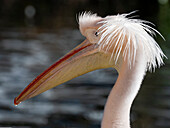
left=79, top=12, right=166, bottom=71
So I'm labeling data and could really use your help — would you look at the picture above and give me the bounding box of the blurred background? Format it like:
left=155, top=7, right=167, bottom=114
left=0, top=0, right=170, bottom=128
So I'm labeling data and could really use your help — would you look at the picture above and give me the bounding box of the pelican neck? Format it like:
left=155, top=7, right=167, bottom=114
left=101, top=47, right=147, bottom=128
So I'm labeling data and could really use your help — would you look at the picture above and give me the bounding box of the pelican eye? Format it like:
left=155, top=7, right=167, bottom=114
left=95, top=32, right=98, bottom=37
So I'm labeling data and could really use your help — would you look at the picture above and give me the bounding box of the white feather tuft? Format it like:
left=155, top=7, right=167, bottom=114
left=78, top=11, right=98, bottom=24
left=78, top=12, right=101, bottom=36
left=97, top=12, right=166, bottom=72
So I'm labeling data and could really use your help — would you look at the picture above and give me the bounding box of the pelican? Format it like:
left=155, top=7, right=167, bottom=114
left=14, top=12, right=166, bottom=128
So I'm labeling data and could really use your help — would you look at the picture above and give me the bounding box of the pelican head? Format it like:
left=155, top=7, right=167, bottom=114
left=14, top=12, right=166, bottom=128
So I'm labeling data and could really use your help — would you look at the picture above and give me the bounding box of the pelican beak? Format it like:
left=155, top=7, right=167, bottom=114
left=14, top=39, right=112, bottom=105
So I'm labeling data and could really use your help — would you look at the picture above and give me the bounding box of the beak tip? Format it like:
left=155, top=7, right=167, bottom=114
left=14, top=97, right=20, bottom=106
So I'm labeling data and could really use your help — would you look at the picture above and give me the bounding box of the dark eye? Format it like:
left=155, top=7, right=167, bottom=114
left=95, top=32, right=98, bottom=37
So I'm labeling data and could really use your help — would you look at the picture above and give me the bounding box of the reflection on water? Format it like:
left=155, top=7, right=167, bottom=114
left=0, top=28, right=169, bottom=128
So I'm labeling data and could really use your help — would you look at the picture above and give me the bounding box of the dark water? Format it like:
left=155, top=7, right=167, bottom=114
left=0, top=28, right=169, bottom=128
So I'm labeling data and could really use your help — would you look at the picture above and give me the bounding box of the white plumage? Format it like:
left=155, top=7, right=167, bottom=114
left=79, top=11, right=166, bottom=71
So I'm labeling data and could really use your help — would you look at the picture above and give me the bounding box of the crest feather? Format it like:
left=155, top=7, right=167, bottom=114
left=78, top=12, right=101, bottom=36
left=97, top=12, right=166, bottom=71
